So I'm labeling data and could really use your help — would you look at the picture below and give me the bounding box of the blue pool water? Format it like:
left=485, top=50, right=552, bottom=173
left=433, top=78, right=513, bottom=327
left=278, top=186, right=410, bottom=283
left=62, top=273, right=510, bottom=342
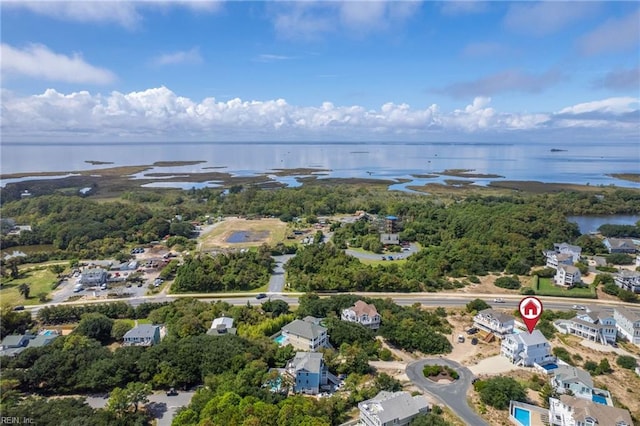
left=274, top=335, right=287, bottom=345
left=592, top=394, right=607, bottom=405
left=514, top=407, right=531, bottom=426
left=42, top=330, right=55, bottom=336
left=541, top=363, right=558, bottom=371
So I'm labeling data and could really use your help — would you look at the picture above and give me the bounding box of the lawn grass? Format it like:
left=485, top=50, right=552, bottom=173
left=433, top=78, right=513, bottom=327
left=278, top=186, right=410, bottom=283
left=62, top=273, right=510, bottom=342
left=535, top=277, right=596, bottom=298
left=0, top=268, right=58, bottom=307
left=199, top=218, right=289, bottom=250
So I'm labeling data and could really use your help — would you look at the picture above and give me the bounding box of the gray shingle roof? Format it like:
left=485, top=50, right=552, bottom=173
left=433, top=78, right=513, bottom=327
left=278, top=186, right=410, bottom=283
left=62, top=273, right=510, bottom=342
left=123, top=324, right=159, bottom=339
left=477, top=309, right=514, bottom=324
left=1, top=335, right=29, bottom=348
left=553, top=365, right=593, bottom=389
left=511, top=329, right=549, bottom=346
left=362, top=391, right=429, bottom=424
left=558, top=395, right=633, bottom=425
left=283, top=319, right=327, bottom=340
left=615, top=307, right=640, bottom=323
left=290, top=352, right=324, bottom=374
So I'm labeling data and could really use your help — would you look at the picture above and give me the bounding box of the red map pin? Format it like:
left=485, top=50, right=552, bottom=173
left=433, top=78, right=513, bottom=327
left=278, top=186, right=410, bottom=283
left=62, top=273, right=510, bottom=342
left=519, top=296, right=543, bottom=334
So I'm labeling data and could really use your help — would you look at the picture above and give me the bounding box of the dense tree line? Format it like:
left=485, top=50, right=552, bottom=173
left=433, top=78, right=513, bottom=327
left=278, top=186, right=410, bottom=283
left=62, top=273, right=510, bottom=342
left=598, top=223, right=640, bottom=238
left=172, top=249, right=274, bottom=292
left=37, top=302, right=171, bottom=325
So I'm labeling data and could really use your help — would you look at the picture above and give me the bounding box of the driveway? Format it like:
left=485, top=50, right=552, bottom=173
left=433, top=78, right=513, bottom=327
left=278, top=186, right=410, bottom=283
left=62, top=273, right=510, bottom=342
left=268, top=254, right=295, bottom=293
left=406, top=359, right=488, bottom=426
left=345, top=243, right=419, bottom=261
left=85, top=391, right=194, bottom=426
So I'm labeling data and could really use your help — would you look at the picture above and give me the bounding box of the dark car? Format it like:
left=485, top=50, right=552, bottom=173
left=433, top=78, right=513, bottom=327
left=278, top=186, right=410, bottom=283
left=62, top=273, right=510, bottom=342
left=466, top=327, right=479, bottom=335
left=255, top=293, right=267, bottom=299
left=471, top=337, right=479, bottom=345
left=13, top=305, right=25, bottom=311
left=166, top=388, right=178, bottom=396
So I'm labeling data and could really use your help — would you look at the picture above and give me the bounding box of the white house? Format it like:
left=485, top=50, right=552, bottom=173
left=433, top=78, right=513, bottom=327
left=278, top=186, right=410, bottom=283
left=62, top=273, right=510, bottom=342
left=123, top=324, right=164, bottom=346
left=554, top=265, right=581, bottom=286
left=341, top=300, right=381, bottom=330
left=473, top=309, right=515, bottom=338
left=614, top=270, right=640, bottom=294
left=614, top=307, right=640, bottom=346
left=551, top=365, right=612, bottom=406
left=501, top=329, right=554, bottom=367
left=207, top=316, right=236, bottom=336
left=359, top=391, right=429, bottom=426
left=549, top=395, right=633, bottom=426
left=544, top=243, right=582, bottom=268
left=558, top=308, right=616, bottom=345
left=280, top=317, right=329, bottom=352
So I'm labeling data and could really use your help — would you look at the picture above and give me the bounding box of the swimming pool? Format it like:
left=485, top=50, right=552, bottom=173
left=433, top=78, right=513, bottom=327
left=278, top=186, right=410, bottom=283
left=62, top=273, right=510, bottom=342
left=274, top=335, right=287, bottom=345
left=41, top=330, right=56, bottom=336
left=541, top=363, right=558, bottom=371
left=592, top=394, right=607, bottom=405
left=513, top=407, right=531, bottom=426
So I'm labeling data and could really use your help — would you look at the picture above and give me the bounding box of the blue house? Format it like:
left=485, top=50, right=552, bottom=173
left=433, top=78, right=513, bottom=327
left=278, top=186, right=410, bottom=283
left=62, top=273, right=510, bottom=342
left=123, top=324, right=164, bottom=346
left=286, top=352, right=328, bottom=395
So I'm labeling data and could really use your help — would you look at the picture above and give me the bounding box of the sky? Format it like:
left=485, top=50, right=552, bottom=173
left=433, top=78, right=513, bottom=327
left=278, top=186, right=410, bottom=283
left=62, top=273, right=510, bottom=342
left=1, top=0, right=639, bottom=143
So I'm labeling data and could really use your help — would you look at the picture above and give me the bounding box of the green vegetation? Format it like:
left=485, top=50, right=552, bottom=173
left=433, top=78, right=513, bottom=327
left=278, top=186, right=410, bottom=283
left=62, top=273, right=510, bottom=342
left=584, top=358, right=612, bottom=375
left=598, top=224, right=640, bottom=238
left=494, top=276, right=520, bottom=290
left=172, top=248, right=273, bottom=293
left=466, top=298, right=490, bottom=313
left=606, top=253, right=635, bottom=265
left=423, top=365, right=459, bottom=380
left=534, top=277, right=596, bottom=298
left=616, top=355, right=638, bottom=370
left=0, top=267, right=58, bottom=307
left=474, top=376, right=526, bottom=410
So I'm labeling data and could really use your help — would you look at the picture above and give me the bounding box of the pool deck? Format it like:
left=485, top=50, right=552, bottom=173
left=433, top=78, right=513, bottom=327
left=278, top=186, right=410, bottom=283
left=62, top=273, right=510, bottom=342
left=509, top=401, right=548, bottom=426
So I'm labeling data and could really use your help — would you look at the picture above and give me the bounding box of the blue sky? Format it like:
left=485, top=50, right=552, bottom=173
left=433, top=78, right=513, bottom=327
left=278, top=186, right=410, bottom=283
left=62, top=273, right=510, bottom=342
left=1, top=1, right=639, bottom=142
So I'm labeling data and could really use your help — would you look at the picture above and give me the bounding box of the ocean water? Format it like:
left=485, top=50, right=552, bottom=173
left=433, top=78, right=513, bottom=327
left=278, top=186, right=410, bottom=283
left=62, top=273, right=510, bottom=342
left=1, top=140, right=639, bottom=189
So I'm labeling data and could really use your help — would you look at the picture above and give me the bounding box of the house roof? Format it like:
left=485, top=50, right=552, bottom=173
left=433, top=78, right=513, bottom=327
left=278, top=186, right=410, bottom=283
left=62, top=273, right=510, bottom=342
left=554, top=253, right=573, bottom=262
left=282, top=319, right=327, bottom=340
left=1, top=335, right=29, bottom=348
left=615, top=307, right=640, bottom=323
left=362, top=391, right=428, bottom=424
left=555, top=243, right=582, bottom=254
left=508, top=329, right=549, bottom=347
left=558, top=264, right=580, bottom=274
left=553, top=365, right=593, bottom=389
left=26, top=335, right=57, bottom=348
left=211, top=316, right=234, bottom=329
left=476, top=309, right=514, bottom=324
left=290, top=352, right=324, bottom=374
left=348, top=300, right=379, bottom=318
left=123, top=324, right=160, bottom=339
left=557, top=395, right=633, bottom=425
left=605, top=238, right=636, bottom=250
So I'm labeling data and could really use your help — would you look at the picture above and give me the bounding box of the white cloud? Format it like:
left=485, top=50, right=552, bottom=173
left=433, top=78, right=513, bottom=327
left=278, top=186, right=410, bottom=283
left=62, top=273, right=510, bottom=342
left=270, top=1, right=421, bottom=39
left=153, top=47, right=203, bottom=65
left=578, top=9, right=640, bottom=55
left=504, top=2, right=600, bottom=36
left=5, top=0, right=223, bottom=29
left=1, top=43, right=116, bottom=84
left=254, top=54, right=293, bottom=63
left=557, top=97, right=639, bottom=115
left=438, top=69, right=565, bottom=98
left=2, top=87, right=637, bottom=141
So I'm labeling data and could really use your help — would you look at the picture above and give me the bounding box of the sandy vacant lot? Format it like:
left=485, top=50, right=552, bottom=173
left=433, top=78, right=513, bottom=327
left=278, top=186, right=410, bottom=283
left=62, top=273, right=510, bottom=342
left=198, top=217, right=289, bottom=250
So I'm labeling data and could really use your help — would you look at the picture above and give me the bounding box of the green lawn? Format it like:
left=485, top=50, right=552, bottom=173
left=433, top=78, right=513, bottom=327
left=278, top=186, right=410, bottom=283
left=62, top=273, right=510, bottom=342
left=535, top=277, right=596, bottom=298
left=0, top=268, right=58, bottom=307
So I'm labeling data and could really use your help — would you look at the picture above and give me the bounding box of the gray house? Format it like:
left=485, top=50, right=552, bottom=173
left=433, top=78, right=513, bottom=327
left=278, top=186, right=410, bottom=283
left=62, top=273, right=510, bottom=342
left=603, top=238, right=636, bottom=254
left=359, top=391, right=429, bottom=426
left=280, top=317, right=329, bottom=352
left=286, top=352, right=329, bottom=395
left=79, top=268, right=108, bottom=286
left=551, top=365, right=612, bottom=405
left=123, top=324, right=163, bottom=346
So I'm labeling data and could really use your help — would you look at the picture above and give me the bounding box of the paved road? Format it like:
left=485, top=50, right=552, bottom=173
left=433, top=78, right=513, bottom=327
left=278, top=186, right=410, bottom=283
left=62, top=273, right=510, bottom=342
left=406, top=359, right=488, bottom=426
left=85, top=391, right=194, bottom=426
left=268, top=254, right=295, bottom=293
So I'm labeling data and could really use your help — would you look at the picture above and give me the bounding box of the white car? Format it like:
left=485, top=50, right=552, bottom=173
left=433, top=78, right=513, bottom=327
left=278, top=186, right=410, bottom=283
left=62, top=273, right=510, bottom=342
left=572, top=305, right=586, bottom=310
left=493, top=298, right=505, bottom=303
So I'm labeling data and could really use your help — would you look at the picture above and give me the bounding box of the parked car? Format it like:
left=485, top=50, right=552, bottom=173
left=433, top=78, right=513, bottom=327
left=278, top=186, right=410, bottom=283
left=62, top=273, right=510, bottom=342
left=387, top=256, right=394, bottom=261
left=572, top=305, right=586, bottom=310
left=466, top=327, right=479, bottom=335
left=13, top=305, right=24, bottom=311
left=255, top=293, right=267, bottom=299
left=166, top=388, right=178, bottom=396
left=471, top=337, right=479, bottom=345
left=493, top=298, right=505, bottom=303
left=457, top=334, right=465, bottom=343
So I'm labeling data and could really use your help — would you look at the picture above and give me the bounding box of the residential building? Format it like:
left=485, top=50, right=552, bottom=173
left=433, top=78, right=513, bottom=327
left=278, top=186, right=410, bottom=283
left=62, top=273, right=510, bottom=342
left=603, top=238, right=637, bottom=254
left=359, top=391, right=429, bottom=426
left=384, top=216, right=399, bottom=233
left=509, top=401, right=551, bottom=426
left=123, top=324, right=164, bottom=346
left=614, top=270, right=640, bottom=294
left=557, top=308, right=616, bottom=345
left=614, top=307, right=640, bottom=346
left=281, top=317, right=329, bottom=352
left=501, top=329, right=554, bottom=367
left=286, top=352, right=328, bottom=395
left=0, top=332, right=58, bottom=357
left=551, top=365, right=612, bottom=406
left=473, top=309, right=515, bottom=338
left=544, top=243, right=582, bottom=268
left=554, top=265, right=581, bottom=286
left=79, top=268, right=108, bottom=286
left=207, top=316, right=237, bottom=336
left=341, top=300, right=381, bottom=330
left=380, top=233, right=400, bottom=245
left=549, top=395, right=633, bottom=426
